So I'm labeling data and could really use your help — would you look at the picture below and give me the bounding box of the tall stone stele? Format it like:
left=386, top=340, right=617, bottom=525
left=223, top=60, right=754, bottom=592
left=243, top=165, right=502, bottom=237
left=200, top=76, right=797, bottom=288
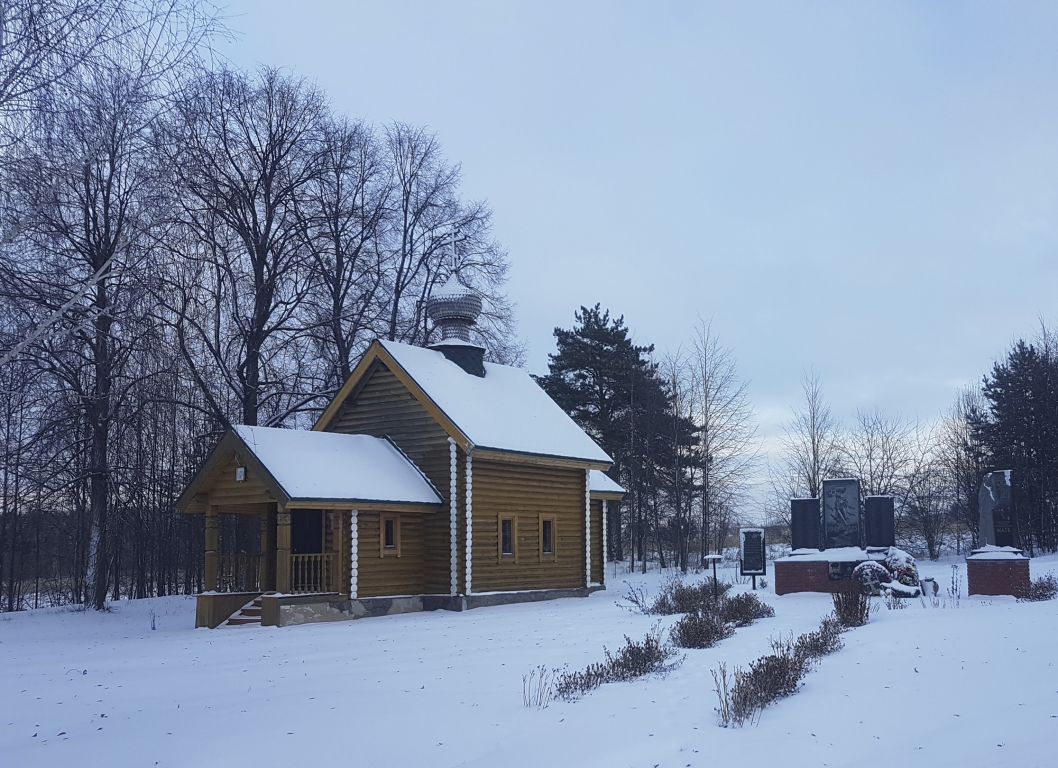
left=821, top=478, right=861, bottom=549
left=977, top=470, right=1016, bottom=548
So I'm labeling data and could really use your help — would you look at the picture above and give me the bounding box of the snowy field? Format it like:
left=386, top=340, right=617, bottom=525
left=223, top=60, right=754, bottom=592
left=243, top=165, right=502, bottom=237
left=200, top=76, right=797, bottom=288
left=2, top=556, right=1057, bottom=768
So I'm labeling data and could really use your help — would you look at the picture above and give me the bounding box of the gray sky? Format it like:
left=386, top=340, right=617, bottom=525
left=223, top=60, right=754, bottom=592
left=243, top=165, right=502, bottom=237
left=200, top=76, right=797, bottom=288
left=220, top=1, right=1058, bottom=476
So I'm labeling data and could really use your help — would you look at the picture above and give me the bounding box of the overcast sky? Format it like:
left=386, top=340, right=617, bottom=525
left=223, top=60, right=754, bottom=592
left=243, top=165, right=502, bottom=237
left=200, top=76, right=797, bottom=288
left=220, top=1, right=1058, bottom=479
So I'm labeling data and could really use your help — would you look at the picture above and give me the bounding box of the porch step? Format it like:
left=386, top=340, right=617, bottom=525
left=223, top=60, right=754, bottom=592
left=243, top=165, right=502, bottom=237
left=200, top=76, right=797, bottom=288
left=225, top=616, right=261, bottom=626
left=223, top=596, right=264, bottom=628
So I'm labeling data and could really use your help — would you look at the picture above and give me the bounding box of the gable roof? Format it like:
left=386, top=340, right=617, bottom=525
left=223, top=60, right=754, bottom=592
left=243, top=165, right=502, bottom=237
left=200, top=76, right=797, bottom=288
left=589, top=470, right=625, bottom=497
left=233, top=425, right=442, bottom=506
left=177, top=425, right=444, bottom=513
left=316, top=339, right=613, bottom=467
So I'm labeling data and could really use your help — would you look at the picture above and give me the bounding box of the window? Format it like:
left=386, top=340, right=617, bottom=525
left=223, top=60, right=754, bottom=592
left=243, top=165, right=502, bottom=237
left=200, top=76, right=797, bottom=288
left=501, top=518, right=515, bottom=556
left=380, top=514, right=401, bottom=557
left=540, top=516, right=556, bottom=559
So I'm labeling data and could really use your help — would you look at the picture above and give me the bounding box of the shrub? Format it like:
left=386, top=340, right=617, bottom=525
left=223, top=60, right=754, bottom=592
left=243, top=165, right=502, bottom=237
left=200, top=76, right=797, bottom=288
left=553, top=662, right=608, bottom=702
left=653, top=576, right=730, bottom=615
left=793, top=616, right=843, bottom=660
left=832, top=583, right=871, bottom=628
left=621, top=583, right=654, bottom=614
left=719, top=592, right=775, bottom=627
left=553, top=626, right=681, bottom=701
left=884, top=590, right=908, bottom=610
left=712, top=662, right=735, bottom=726
left=626, top=575, right=731, bottom=615
left=522, top=665, right=553, bottom=709
left=714, top=616, right=846, bottom=728
left=670, top=611, right=735, bottom=649
left=727, top=637, right=809, bottom=725
left=1021, top=574, right=1058, bottom=602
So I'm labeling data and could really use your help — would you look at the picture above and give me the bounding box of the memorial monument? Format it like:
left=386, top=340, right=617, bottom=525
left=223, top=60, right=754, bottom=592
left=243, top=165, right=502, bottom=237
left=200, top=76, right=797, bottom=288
left=775, top=477, right=904, bottom=596
left=977, top=470, right=1016, bottom=548
left=967, top=470, right=1029, bottom=597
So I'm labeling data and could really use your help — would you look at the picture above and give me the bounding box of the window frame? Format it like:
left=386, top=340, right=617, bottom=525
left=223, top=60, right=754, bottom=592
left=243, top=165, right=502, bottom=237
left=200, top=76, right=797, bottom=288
left=380, top=513, right=401, bottom=557
left=539, top=514, right=557, bottom=561
left=497, top=514, right=517, bottom=563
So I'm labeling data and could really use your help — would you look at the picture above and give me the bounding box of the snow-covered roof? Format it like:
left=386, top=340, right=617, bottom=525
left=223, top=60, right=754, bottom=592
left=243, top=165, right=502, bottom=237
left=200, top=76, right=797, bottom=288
left=589, top=470, right=625, bottom=495
left=379, top=340, right=612, bottom=465
left=234, top=425, right=442, bottom=505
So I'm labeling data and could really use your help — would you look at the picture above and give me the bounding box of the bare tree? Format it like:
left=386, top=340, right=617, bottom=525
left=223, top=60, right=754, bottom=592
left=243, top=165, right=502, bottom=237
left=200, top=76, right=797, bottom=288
left=384, top=123, right=461, bottom=344
left=937, top=386, right=988, bottom=549
left=160, top=67, right=327, bottom=427
left=901, top=425, right=951, bottom=560
left=779, top=370, right=840, bottom=499
left=0, top=18, right=203, bottom=607
left=691, top=321, right=757, bottom=560
left=0, top=0, right=115, bottom=115
left=836, top=408, right=913, bottom=497
left=301, top=117, right=391, bottom=391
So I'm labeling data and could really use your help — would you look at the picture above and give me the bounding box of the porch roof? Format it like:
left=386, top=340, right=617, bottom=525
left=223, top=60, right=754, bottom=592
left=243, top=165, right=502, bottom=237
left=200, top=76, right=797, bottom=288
left=233, top=426, right=443, bottom=507
left=589, top=470, right=625, bottom=499
left=177, top=426, right=444, bottom=513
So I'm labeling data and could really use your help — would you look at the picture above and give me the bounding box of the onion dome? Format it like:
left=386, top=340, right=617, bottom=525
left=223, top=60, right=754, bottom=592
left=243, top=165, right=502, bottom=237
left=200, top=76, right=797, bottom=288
left=427, top=274, right=483, bottom=344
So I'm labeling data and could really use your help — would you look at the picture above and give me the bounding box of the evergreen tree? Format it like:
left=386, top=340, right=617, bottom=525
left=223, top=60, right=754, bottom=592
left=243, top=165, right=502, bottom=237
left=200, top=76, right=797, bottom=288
left=974, top=340, right=1058, bottom=552
left=538, top=305, right=697, bottom=567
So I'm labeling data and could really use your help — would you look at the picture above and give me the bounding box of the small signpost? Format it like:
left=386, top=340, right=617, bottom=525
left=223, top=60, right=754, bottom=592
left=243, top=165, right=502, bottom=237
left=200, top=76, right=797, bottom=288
left=739, top=527, right=767, bottom=589
left=702, top=554, right=724, bottom=598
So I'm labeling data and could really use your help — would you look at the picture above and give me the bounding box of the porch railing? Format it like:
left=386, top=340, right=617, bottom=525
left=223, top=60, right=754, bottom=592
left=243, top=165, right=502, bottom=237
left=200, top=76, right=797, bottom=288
left=218, top=553, right=261, bottom=593
left=291, top=553, right=336, bottom=594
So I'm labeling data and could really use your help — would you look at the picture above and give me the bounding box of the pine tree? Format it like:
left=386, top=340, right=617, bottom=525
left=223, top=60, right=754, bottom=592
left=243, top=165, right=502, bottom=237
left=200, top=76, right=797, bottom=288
left=975, top=340, right=1058, bottom=552
left=538, top=305, right=697, bottom=567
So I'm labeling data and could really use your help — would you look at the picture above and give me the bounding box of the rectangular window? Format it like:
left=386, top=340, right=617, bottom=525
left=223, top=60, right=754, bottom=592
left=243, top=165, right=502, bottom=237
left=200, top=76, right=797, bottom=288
left=380, top=514, right=401, bottom=557
left=501, top=518, right=514, bottom=556
left=541, top=517, right=555, bottom=557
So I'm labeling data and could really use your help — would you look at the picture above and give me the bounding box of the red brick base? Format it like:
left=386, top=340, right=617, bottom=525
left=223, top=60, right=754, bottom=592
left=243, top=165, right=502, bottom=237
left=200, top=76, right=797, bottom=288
left=966, top=558, right=1030, bottom=598
left=774, top=560, right=845, bottom=595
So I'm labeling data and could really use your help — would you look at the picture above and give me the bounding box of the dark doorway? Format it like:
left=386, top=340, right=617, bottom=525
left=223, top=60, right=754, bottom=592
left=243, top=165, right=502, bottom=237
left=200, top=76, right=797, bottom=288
left=292, top=510, right=324, bottom=555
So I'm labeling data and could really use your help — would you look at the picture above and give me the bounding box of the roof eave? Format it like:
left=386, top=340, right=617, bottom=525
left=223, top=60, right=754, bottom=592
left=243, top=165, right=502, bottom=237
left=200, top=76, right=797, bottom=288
left=285, top=498, right=443, bottom=513
left=472, top=445, right=612, bottom=471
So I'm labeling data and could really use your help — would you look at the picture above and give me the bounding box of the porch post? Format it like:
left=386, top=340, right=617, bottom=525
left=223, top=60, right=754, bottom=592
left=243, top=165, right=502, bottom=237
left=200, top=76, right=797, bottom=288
left=204, top=503, right=219, bottom=592
left=602, top=500, right=609, bottom=582
left=349, top=510, right=359, bottom=599
left=584, top=469, right=591, bottom=588
left=465, top=450, right=473, bottom=595
left=276, top=506, right=292, bottom=593
left=259, top=505, right=275, bottom=591
left=448, top=437, right=458, bottom=596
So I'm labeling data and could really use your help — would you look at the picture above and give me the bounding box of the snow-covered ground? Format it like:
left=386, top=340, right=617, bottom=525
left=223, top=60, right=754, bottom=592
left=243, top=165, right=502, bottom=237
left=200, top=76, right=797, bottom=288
left=1, top=556, right=1056, bottom=768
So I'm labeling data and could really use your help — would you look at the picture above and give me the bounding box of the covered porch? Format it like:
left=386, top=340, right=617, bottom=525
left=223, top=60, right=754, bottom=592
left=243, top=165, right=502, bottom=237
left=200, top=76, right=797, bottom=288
left=176, top=425, right=443, bottom=627
left=203, top=503, right=345, bottom=596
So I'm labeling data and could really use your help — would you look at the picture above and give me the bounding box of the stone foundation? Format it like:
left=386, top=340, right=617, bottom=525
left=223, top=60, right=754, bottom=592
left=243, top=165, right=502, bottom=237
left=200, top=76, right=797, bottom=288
left=966, top=557, right=1030, bottom=598
left=247, top=585, right=605, bottom=628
